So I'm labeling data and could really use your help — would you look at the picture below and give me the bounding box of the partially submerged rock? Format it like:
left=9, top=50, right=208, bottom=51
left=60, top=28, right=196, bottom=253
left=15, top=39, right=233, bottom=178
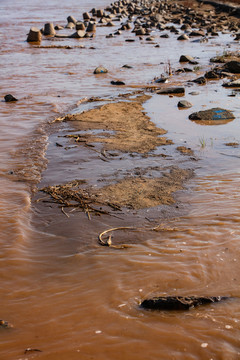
left=189, top=108, right=235, bottom=122
left=4, top=94, right=18, bottom=102
left=177, top=100, right=192, bottom=108
left=111, top=80, right=125, bottom=85
left=157, top=87, right=185, bottom=95
left=223, top=61, right=240, bottom=74
left=94, top=66, right=108, bottom=74
left=43, top=22, right=56, bottom=36
left=222, top=79, right=240, bottom=88
left=0, top=320, right=13, bottom=328
left=140, top=296, right=228, bottom=311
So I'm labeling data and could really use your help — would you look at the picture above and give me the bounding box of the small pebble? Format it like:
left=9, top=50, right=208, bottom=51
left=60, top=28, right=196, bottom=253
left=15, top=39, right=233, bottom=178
left=201, top=343, right=208, bottom=348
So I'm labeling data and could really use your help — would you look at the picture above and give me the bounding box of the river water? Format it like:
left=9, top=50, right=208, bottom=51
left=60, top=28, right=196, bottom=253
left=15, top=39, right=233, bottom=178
left=0, top=0, right=240, bottom=359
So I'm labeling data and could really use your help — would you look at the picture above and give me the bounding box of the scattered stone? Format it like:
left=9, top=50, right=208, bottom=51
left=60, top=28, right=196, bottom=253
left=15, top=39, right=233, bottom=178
left=160, top=33, right=169, bottom=38
left=106, top=21, right=115, bottom=27
left=27, top=27, right=42, bottom=42
left=94, top=66, right=108, bottom=74
left=179, top=55, right=195, bottom=63
left=192, top=76, right=206, bottom=85
left=204, top=70, right=221, bottom=79
left=140, top=296, right=228, bottom=311
left=189, top=91, right=200, bottom=96
left=111, top=80, right=125, bottom=85
left=176, top=146, right=194, bottom=155
left=222, top=79, right=240, bottom=88
left=177, top=34, right=189, bottom=41
left=122, top=64, right=133, bottom=68
left=125, top=38, right=135, bottom=42
left=43, top=22, right=55, bottom=36
left=177, top=100, right=192, bottom=108
left=4, top=94, right=18, bottom=102
left=189, top=108, right=235, bottom=121
left=157, top=87, right=185, bottom=95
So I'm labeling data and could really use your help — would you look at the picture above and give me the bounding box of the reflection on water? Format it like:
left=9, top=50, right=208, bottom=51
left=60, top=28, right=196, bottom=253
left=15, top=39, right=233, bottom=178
left=0, top=0, right=240, bottom=358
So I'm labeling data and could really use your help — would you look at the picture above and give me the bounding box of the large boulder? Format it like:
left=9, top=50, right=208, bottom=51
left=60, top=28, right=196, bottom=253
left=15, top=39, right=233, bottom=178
left=189, top=107, right=235, bottom=121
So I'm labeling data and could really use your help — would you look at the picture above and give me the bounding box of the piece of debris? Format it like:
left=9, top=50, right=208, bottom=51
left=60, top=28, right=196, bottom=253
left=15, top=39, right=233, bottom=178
left=0, top=320, right=13, bottom=328
left=140, top=296, right=228, bottom=310
left=24, top=348, right=42, bottom=354
left=177, top=100, right=192, bottom=108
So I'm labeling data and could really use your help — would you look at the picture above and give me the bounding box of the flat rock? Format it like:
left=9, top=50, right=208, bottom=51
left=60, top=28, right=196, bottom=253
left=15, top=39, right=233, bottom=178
left=157, top=87, right=185, bottom=95
left=4, top=94, right=18, bottom=102
left=140, top=296, right=228, bottom=311
left=94, top=66, right=108, bottom=74
left=189, top=107, right=235, bottom=121
left=192, top=76, right=206, bottom=85
left=177, top=100, right=192, bottom=108
left=222, top=79, right=240, bottom=88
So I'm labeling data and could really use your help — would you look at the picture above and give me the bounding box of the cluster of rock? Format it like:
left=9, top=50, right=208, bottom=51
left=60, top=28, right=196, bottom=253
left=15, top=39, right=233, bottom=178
left=27, top=0, right=240, bottom=43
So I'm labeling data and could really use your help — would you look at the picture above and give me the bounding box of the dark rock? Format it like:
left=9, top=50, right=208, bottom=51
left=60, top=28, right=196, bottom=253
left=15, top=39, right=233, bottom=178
left=107, top=21, right=115, bottom=27
left=223, top=61, right=240, bottom=74
left=111, top=80, right=125, bottom=85
left=125, top=38, right=135, bottom=42
left=94, top=66, right=108, bottom=74
left=189, top=107, right=235, bottom=121
left=205, top=70, right=221, bottom=79
left=27, top=27, right=42, bottom=42
left=122, top=64, right=133, bottom=68
left=0, top=320, right=13, bottom=328
left=179, top=54, right=195, bottom=63
left=177, top=100, right=192, bottom=108
left=192, top=76, right=206, bottom=85
left=140, top=296, right=228, bottom=311
left=157, top=87, right=185, bottom=95
left=4, top=94, right=18, bottom=102
left=160, top=33, right=169, bottom=38
left=177, top=34, right=189, bottom=41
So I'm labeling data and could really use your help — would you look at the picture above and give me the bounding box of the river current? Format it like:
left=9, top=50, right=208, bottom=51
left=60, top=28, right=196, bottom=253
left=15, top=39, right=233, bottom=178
left=0, top=0, right=240, bottom=359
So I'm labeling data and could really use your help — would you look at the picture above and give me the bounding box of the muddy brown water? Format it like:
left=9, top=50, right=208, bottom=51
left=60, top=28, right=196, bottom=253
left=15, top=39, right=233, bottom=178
left=1, top=0, right=240, bottom=359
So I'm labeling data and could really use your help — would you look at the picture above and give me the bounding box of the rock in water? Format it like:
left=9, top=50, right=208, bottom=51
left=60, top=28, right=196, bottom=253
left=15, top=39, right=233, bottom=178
left=189, top=108, right=235, bottom=121
left=157, top=87, right=185, bottom=95
left=223, top=61, right=240, bottom=74
left=140, top=296, right=228, bottom=311
left=177, top=100, right=192, bottom=108
left=111, top=80, right=125, bottom=85
left=4, top=94, right=18, bottom=102
left=222, top=79, right=240, bottom=88
left=94, top=66, right=108, bottom=74
left=27, top=27, right=42, bottom=42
